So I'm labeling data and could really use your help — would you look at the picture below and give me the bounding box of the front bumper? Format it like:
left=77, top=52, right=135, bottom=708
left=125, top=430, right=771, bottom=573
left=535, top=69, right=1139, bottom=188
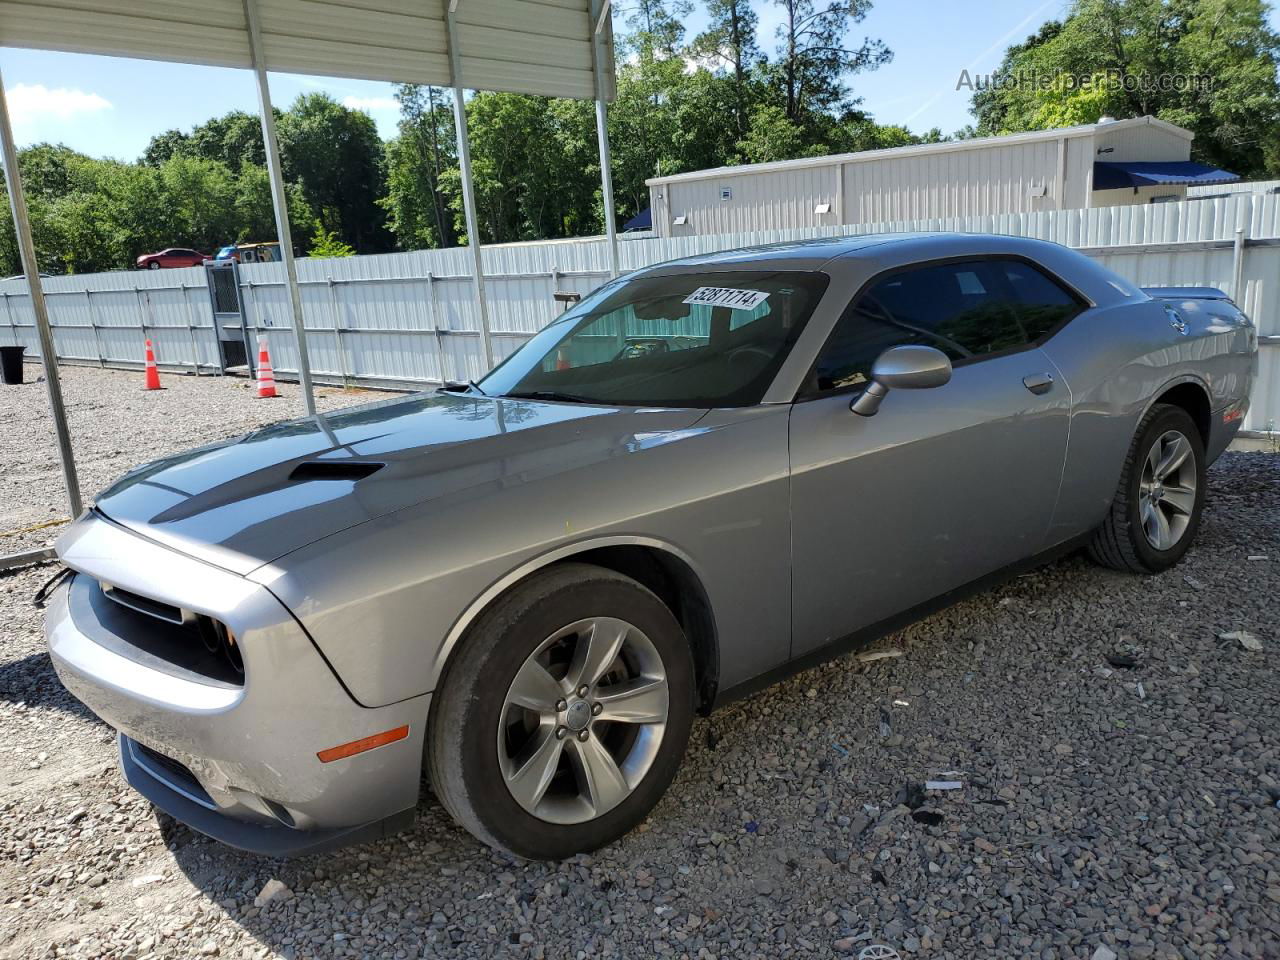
left=118, top=735, right=415, bottom=856
left=46, top=512, right=429, bottom=856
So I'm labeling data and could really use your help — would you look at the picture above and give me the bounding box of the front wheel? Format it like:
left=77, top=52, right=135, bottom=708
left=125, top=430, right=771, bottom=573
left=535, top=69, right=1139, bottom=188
left=1087, top=403, right=1205, bottom=573
left=427, top=563, right=694, bottom=859
left=147, top=261, right=161, bottom=270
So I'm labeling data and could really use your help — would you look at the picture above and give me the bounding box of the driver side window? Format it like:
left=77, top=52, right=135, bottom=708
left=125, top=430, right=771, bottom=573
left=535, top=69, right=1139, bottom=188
left=810, top=259, right=1039, bottom=393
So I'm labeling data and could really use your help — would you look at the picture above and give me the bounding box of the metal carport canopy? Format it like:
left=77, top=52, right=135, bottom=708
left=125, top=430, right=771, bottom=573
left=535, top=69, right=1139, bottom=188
left=0, top=0, right=616, bottom=100
left=0, top=0, right=618, bottom=568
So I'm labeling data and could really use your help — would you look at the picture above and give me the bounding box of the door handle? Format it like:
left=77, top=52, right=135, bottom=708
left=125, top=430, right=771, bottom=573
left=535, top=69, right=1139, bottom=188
left=1022, top=373, right=1054, bottom=395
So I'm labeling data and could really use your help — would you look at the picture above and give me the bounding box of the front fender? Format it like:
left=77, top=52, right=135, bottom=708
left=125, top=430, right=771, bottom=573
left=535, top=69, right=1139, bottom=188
left=250, top=407, right=792, bottom=707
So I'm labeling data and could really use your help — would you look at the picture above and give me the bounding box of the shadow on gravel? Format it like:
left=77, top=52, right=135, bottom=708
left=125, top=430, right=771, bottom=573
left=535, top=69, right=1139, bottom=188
left=161, top=783, right=512, bottom=955
left=0, top=649, right=103, bottom=725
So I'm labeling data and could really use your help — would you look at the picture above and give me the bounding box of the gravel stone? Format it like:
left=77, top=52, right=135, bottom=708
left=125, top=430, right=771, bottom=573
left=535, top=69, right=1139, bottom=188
left=1, top=366, right=1278, bottom=959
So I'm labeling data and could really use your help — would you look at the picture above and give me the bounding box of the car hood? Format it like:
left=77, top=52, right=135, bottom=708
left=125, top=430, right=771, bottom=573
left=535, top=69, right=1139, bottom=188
left=91, top=392, right=708, bottom=575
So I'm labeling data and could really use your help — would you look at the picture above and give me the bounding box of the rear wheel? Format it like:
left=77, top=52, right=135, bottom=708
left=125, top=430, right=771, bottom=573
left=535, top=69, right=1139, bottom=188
left=1087, top=403, right=1205, bottom=573
left=427, top=563, right=694, bottom=859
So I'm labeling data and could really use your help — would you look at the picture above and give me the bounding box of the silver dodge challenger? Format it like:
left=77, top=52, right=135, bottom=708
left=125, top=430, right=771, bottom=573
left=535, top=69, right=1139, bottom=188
left=45, top=233, right=1256, bottom=859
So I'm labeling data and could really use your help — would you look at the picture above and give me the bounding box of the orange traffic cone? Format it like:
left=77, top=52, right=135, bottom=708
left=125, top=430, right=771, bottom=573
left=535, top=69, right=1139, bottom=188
left=143, top=339, right=162, bottom=390
left=256, top=337, right=277, bottom=399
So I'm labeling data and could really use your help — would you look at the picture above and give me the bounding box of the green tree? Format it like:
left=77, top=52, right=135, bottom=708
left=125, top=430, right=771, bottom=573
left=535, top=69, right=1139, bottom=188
left=624, top=0, right=694, bottom=57
left=691, top=0, right=762, bottom=143
left=0, top=142, right=311, bottom=275
left=770, top=0, right=892, bottom=122
left=382, top=85, right=457, bottom=250
left=308, top=222, right=356, bottom=257
left=276, top=93, right=392, bottom=252
left=737, top=103, right=821, bottom=161
left=439, top=92, right=599, bottom=244
left=969, top=0, right=1280, bottom=178
left=142, top=112, right=265, bottom=173
left=230, top=164, right=313, bottom=244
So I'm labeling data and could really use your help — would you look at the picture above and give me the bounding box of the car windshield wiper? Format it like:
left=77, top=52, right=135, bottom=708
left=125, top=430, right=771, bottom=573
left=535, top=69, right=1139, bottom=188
left=501, top=390, right=599, bottom=404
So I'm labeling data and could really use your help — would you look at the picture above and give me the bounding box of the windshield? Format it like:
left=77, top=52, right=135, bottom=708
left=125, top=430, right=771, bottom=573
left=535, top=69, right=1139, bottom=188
left=479, top=270, right=829, bottom=407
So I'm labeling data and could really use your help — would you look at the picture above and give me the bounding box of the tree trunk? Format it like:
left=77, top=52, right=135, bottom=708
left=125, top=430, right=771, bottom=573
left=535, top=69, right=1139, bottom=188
left=785, top=1, right=798, bottom=120
left=425, top=88, right=454, bottom=247
left=730, top=1, right=747, bottom=143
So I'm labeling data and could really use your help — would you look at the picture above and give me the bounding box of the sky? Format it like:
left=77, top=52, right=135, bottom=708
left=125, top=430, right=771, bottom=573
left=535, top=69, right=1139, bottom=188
left=1, top=0, right=1278, bottom=161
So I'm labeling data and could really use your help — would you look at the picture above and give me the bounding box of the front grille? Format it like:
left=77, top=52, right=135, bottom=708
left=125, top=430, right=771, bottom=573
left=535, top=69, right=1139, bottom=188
left=102, top=584, right=185, bottom=624
left=84, top=578, right=245, bottom=686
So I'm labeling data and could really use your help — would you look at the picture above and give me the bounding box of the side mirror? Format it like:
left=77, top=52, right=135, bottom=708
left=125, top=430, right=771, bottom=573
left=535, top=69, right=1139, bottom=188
left=850, top=344, right=952, bottom=417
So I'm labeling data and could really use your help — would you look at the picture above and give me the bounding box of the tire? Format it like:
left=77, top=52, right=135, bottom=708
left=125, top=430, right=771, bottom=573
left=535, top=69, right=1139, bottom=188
left=1087, top=403, right=1206, bottom=573
left=148, top=261, right=161, bottom=270
left=427, top=563, right=695, bottom=859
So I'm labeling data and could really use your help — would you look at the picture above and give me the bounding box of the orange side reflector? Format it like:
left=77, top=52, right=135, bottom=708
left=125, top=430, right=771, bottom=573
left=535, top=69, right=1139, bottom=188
left=317, top=725, right=409, bottom=763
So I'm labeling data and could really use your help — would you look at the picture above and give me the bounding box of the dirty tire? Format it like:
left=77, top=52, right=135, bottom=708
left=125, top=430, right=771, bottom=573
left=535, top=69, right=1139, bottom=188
left=1087, top=403, right=1205, bottom=574
left=427, top=563, right=694, bottom=860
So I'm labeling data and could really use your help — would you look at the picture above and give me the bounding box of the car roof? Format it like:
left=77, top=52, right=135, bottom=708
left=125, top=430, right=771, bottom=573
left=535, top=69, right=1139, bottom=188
left=647, top=233, right=922, bottom=272
left=634, top=232, right=1125, bottom=308
left=640, top=231, right=1093, bottom=277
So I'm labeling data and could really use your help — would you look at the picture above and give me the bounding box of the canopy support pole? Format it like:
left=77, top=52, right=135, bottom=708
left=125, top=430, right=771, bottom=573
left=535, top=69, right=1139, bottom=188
left=243, top=0, right=317, bottom=416
left=594, top=102, right=619, bottom=279
left=0, top=67, right=83, bottom=517
left=591, top=0, right=619, bottom=278
left=445, top=5, right=495, bottom=371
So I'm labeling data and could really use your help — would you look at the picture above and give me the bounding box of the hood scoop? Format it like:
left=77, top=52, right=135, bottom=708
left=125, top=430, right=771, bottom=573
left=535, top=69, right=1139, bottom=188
left=289, top=461, right=385, bottom=482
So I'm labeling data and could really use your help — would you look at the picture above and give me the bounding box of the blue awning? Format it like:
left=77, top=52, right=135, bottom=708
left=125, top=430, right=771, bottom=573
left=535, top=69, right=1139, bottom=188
left=623, top=207, right=652, bottom=231
left=1093, top=161, right=1240, bottom=191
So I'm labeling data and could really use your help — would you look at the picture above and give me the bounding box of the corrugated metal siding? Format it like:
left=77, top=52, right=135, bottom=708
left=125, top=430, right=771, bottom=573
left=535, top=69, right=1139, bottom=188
left=1092, top=184, right=1189, bottom=207
left=1189, top=179, right=1280, bottom=198
left=842, top=139, right=1061, bottom=222
left=3, top=194, right=1277, bottom=431
left=0, top=0, right=251, bottom=69
left=1064, top=136, right=1094, bottom=209
left=1, top=0, right=612, bottom=100
left=661, top=166, right=838, bottom=238
left=1092, top=123, right=1191, bottom=163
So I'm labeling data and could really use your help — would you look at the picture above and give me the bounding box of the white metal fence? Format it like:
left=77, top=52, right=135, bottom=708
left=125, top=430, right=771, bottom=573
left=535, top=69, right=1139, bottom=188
left=2, top=194, right=1278, bottom=432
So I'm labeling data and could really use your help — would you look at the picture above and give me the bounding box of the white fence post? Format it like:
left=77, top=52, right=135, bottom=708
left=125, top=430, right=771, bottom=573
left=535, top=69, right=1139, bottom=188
left=1231, top=227, right=1246, bottom=304
left=182, top=283, right=204, bottom=375
left=327, top=277, right=348, bottom=388
left=84, top=289, right=105, bottom=367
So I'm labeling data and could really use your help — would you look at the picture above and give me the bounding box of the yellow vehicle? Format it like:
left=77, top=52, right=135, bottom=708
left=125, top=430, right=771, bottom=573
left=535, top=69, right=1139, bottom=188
left=214, top=242, right=282, bottom=264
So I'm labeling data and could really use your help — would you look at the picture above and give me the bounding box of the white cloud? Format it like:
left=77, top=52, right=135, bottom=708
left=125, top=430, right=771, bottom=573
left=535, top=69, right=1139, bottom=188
left=6, top=83, right=112, bottom=124
left=342, top=95, right=399, bottom=113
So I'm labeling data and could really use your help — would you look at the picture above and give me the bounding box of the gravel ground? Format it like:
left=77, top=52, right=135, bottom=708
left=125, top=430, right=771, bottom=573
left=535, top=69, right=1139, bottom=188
left=1, top=365, right=1278, bottom=960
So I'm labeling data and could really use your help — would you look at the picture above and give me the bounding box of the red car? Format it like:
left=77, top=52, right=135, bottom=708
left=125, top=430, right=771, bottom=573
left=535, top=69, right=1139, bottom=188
left=135, top=248, right=209, bottom=270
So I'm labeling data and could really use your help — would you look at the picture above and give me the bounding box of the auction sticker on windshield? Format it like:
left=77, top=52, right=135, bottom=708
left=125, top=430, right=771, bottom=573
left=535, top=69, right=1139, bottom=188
left=682, top=287, right=770, bottom=310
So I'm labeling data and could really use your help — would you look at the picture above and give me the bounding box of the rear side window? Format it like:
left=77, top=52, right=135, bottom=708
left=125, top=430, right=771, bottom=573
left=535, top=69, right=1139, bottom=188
left=1003, top=260, right=1083, bottom=339
left=809, top=258, right=1080, bottom=393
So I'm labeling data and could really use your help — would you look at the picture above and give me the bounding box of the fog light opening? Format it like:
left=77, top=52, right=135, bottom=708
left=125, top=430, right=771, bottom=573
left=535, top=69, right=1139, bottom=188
left=261, top=798, right=296, bottom=828
left=197, top=617, right=244, bottom=677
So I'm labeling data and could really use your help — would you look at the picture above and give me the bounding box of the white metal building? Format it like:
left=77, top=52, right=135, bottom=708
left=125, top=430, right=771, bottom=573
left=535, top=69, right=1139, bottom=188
left=646, top=116, right=1239, bottom=238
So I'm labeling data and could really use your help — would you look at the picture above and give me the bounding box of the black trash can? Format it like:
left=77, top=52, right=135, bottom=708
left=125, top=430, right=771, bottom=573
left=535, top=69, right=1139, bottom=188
left=0, top=345, right=24, bottom=385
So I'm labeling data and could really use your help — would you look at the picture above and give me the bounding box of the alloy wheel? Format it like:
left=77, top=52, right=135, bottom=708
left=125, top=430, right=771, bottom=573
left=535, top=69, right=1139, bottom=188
left=497, top=616, right=669, bottom=824
left=1138, top=429, right=1197, bottom=550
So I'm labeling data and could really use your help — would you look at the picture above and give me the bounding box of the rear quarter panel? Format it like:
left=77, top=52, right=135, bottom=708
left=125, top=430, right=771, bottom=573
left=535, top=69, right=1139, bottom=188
left=1041, top=294, right=1255, bottom=544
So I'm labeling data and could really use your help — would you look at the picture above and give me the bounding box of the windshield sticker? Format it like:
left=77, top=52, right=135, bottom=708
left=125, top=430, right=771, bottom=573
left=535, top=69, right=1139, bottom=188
left=682, top=286, right=770, bottom=311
